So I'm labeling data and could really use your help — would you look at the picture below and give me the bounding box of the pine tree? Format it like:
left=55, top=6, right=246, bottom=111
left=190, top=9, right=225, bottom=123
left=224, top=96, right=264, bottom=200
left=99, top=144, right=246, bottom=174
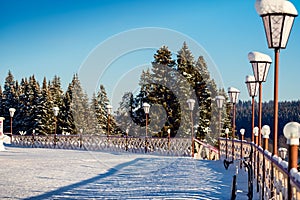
left=2, top=71, right=18, bottom=133
left=176, top=42, right=198, bottom=138
left=94, top=84, right=116, bottom=135
left=38, top=77, right=54, bottom=135
left=66, top=74, right=91, bottom=134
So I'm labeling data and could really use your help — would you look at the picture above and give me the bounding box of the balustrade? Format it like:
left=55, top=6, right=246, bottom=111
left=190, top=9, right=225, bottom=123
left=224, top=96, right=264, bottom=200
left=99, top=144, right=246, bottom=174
left=219, top=138, right=300, bottom=200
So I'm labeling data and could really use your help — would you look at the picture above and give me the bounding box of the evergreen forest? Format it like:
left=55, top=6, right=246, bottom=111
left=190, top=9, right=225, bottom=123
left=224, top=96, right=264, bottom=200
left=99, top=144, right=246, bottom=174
left=1, top=43, right=299, bottom=147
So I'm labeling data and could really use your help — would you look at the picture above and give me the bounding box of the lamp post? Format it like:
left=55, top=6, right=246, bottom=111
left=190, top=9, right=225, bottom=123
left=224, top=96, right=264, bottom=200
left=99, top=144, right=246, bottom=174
left=187, top=99, right=195, bottom=158
left=228, top=87, right=240, bottom=160
left=9, top=108, right=16, bottom=143
left=248, top=51, right=271, bottom=147
left=255, top=0, right=298, bottom=156
left=240, top=128, right=245, bottom=163
left=143, top=102, right=150, bottom=153
left=167, top=128, right=171, bottom=151
left=225, top=128, right=229, bottom=159
left=262, top=125, right=270, bottom=151
left=106, top=105, right=112, bottom=138
left=125, top=127, right=129, bottom=151
left=262, top=124, right=271, bottom=199
left=53, top=107, right=59, bottom=147
left=215, top=95, right=225, bottom=137
left=278, top=147, right=288, bottom=160
left=79, top=128, right=83, bottom=148
left=283, top=122, right=300, bottom=200
left=240, top=128, right=245, bottom=141
left=228, top=87, right=240, bottom=139
left=253, top=126, right=259, bottom=191
left=245, top=75, right=259, bottom=142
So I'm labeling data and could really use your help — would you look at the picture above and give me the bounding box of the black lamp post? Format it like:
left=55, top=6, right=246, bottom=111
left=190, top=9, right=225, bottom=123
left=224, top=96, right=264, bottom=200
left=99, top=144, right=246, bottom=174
left=255, top=0, right=298, bottom=156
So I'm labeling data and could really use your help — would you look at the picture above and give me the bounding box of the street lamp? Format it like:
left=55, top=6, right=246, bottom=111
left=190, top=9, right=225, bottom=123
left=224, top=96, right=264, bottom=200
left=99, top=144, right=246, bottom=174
left=168, top=128, right=171, bottom=151
left=248, top=51, right=272, bottom=147
left=79, top=128, right=83, bottom=148
left=261, top=124, right=271, bottom=198
left=255, top=0, right=298, bottom=156
left=125, top=127, right=129, bottom=151
left=278, top=147, right=288, bottom=160
left=261, top=125, right=270, bottom=150
left=9, top=108, right=16, bottom=143
left=215, top=95, right=225, bottom=138
left=53, top=106, right=59, bottom=147
left=240, top=128, right=245, bottom=163
left=106, top=104, right=112, bottom=138
left=225, top=128, right=229, bottom=159
left=283, top=122, right=300, bottom=200
left=143, top=102, right=150, bottom=153
left=228, top=87, right=240, bottom=160
left=254, top=126, right=259, bottom=145
left=253, top=125, right=260, bottom=193
left=187, top=99, right=195, bottom=158
left=228, top=87, right=240, bottom=139
left=245, top=75, right=259, bottom=142
left=240, top=128, right=245, bottom=141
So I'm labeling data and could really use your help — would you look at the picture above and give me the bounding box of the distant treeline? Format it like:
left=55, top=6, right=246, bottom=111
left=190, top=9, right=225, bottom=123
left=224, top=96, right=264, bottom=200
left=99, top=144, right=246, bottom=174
left=235, top=100, right=300, bottom=148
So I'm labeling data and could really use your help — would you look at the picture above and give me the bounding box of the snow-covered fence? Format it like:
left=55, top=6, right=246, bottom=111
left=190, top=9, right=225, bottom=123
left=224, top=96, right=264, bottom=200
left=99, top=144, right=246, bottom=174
left=194, top=138, right=219, bottom=160
left=11, top=135, right=193, bottom=156
left=219, top=138, right=300, bottom=200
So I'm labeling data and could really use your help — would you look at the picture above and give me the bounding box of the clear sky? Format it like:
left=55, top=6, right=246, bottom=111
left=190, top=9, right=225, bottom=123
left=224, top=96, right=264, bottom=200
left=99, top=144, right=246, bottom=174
left=1, top=0, right=299, bottom=108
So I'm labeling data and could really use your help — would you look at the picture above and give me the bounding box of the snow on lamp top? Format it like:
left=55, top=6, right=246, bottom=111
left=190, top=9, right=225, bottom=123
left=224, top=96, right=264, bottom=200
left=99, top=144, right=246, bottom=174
left=248, top=51, right=272, bottom=63
left=245, top=75, right=259, bottom=97
left=255, top=0, right=298, bottom=16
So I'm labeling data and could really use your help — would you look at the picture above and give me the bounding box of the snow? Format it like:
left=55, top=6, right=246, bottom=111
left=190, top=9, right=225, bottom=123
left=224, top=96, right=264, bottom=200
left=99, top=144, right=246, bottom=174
left=227, top=87, right=239, bottom=93
left=255, top=0, right=298, bottom=15
left=0, top=147, right=258, bottom=199
left=248, top=51, right=272, bottom=63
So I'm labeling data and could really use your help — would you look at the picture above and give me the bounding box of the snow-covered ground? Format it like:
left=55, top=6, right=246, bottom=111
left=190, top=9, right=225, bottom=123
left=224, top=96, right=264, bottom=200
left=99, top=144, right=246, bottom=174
left=0, top=147, right=257, bottom=199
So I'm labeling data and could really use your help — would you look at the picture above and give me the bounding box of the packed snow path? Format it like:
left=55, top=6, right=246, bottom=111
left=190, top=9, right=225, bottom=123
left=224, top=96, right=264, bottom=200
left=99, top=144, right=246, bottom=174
left=1, top=147, right=250, bottom=199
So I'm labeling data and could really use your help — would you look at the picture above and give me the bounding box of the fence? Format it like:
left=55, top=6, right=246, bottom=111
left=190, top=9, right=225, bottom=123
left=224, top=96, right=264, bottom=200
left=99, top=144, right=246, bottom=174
left=11, top=134, right=219, bottom=160
left=11, top=134, right=194, bottom=156
left=219, top=138, right=300, bottom=200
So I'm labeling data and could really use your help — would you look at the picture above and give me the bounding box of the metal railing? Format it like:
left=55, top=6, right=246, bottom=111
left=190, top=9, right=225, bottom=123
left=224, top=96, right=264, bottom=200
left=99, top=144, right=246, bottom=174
left=219, top=138, right=300, bottom=200
left=11, top=134, right=195, bottom=157
left=10, top=134, right=220, bottom=160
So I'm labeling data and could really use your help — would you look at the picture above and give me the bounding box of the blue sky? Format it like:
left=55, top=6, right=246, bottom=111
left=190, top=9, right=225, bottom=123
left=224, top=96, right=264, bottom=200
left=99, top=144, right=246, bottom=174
left=1, top=0, right=299, bottom=107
